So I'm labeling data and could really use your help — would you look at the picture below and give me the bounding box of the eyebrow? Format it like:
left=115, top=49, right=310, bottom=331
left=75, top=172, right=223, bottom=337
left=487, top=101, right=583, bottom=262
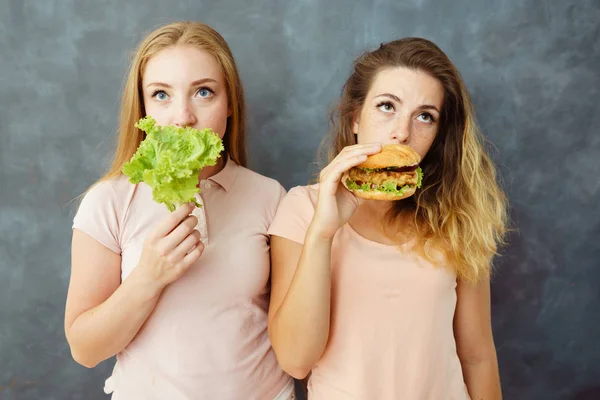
left=375, top=93, right=440, bottom=113
left=145, top=78, right=218, bottom=89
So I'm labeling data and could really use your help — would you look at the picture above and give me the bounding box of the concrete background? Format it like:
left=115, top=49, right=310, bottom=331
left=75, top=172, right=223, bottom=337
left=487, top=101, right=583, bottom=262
left=1, top=0, right=599, bottom=398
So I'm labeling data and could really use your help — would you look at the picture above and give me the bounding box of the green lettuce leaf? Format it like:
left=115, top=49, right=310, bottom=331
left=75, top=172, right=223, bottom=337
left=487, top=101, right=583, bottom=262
left=346, top=180, right=360, bottom=190
left=416, top=166, right=423, bottom=188
left=122, top=116, right=224, bottom=212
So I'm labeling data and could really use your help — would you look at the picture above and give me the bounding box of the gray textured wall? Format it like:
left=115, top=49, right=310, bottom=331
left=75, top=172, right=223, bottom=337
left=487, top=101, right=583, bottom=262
left=1, top=0, right=598, bottom=399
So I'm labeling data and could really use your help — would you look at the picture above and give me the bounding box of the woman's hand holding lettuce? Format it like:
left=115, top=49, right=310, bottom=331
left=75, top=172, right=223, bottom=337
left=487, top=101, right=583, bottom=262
left=122, top=116, right=224, bottom=211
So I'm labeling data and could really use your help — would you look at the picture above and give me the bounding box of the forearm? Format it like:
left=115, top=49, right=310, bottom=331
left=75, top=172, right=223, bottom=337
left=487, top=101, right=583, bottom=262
left=66, top=268, right=163, bottom=368
left=462, top=355, right=502, bottom=400
left=271, top=225, right=333, bottom=376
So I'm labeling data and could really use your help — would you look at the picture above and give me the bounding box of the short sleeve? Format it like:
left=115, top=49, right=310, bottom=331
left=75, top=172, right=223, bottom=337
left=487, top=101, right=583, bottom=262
left=276, top=182, right=287, bottom=205
left=267, top=185, right=316, bottom=245
left=72, top=181, right=122, bottom=254
left=266, top=181, right=287, bottom=223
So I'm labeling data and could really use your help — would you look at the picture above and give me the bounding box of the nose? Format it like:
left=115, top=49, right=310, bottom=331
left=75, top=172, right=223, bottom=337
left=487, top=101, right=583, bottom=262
left=173, top=99, right=197, bottom=127
left=389, top=114, right=410, bottom=144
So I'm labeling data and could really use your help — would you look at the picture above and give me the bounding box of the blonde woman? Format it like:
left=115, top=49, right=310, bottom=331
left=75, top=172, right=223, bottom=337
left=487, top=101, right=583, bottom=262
left=64, top=22, right=294, bottom=399
left=268, top=38, right=508, bottom=399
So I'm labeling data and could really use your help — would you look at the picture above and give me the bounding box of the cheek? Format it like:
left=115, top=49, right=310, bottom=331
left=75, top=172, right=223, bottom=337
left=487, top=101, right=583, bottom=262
left=356, top=110, right=390, bottom=143
left=194, top=100, right=229, bottom=138
left=143, top=98, right=169, bottom=126
left=413, top=129, right=438, bottom=159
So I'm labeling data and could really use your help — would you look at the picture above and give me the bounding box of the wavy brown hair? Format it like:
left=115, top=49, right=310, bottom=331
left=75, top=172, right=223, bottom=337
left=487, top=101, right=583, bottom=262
left=322, top=38, right=509, bottom=282
left=99, top=21, right=247, bottom=184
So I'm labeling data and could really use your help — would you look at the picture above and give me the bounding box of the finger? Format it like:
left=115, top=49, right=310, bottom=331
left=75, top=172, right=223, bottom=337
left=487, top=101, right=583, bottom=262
left=340, top=186, right=366, bottom=206
left=162, top=215, right=199, bottom=252
left=328, top=144, right=382, bottom=170
left=341, top=142, right=383, bottom=150
left=320, top=144, right=382, bottom=183
left=154, top=203, right=195, bottom=238
left=321, top=154, right=369, bottom=186
left=170, top=230, right=202, bottom=261
left=176, top=241, right=205, bottom=271
left=339, top=143, right=382, bottom=156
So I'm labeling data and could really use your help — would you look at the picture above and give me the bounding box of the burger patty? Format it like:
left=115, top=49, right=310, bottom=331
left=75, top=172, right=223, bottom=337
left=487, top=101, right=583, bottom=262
left=348, top=168, right=419, bottom=186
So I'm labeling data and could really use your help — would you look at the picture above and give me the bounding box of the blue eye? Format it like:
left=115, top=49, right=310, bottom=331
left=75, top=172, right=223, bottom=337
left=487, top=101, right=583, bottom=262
left=152, top=90, right=168, bottom=101
left=197, top=87, right=214, bottom=98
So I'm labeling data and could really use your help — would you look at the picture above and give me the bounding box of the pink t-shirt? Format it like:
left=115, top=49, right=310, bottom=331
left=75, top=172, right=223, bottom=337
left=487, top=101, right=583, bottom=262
left=268, top=184, right=471, bottom=400
left=73, top=156, right=293, bottom=400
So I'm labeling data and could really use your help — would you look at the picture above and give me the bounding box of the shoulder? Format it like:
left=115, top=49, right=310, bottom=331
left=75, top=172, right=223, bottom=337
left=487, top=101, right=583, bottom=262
left=233, top=165, right=286, bottom=204
left=283, top=183, right=319, bottom=208
left=235, top=165, right=284, bottom=193
left=74, top=174, right=139, bottom=227
left=72, top=175, right=136, bottom=254
left=84, top=174, right=132, bottom=197
left=231, top=166, right=288, bottom=219
left=267, top=183, right=319, bottom=244
left=273, top=183, right=319, bottom=223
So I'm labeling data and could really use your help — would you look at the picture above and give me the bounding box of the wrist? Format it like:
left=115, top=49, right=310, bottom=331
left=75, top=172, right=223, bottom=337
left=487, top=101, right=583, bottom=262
left=306, top=221, right=337, bottom=244
left=127, top=266, right=165, bottom=302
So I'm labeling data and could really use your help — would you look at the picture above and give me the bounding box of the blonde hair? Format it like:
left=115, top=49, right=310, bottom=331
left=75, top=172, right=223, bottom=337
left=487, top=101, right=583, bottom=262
left=99, top=21, right=247, bottom=184
left=322, top=38, right=509, bottom=282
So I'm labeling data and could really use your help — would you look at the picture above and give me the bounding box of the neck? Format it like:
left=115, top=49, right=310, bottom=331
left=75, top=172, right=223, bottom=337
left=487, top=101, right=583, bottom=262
left=351, top=199, right=416, bottom=241
left=198, top=153, right=226, bottom=181
left=360, top=199, right=394, bottom=219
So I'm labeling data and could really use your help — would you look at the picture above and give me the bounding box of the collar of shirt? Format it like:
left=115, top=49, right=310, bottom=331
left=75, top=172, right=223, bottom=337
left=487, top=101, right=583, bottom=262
left=193, top=153, right=238, bottom=245
left=200, top=154, right=237, bottom=192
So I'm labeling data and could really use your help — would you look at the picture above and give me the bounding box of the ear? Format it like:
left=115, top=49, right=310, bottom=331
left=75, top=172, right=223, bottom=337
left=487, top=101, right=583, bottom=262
left=227, top=105, right=233, bottom=117
left=352, top=113, right=360, bottom=135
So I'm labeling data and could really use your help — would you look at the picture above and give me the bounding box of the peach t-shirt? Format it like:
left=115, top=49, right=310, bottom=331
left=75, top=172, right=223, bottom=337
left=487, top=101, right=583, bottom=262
left=268, top=184, right=471, bottom=400
left=72, top=156, right=293, bottom=400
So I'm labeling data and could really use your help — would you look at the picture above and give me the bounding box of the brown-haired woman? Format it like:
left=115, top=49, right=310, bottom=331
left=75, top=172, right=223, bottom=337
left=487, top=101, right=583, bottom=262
left=64, top=22, right=294, bottom=399
left=268, top=38, right=508, bottom=399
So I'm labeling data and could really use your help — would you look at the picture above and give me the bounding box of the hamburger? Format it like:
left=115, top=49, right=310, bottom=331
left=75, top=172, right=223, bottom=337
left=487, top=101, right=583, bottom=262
left=342, top=144, right=423, bottom=200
